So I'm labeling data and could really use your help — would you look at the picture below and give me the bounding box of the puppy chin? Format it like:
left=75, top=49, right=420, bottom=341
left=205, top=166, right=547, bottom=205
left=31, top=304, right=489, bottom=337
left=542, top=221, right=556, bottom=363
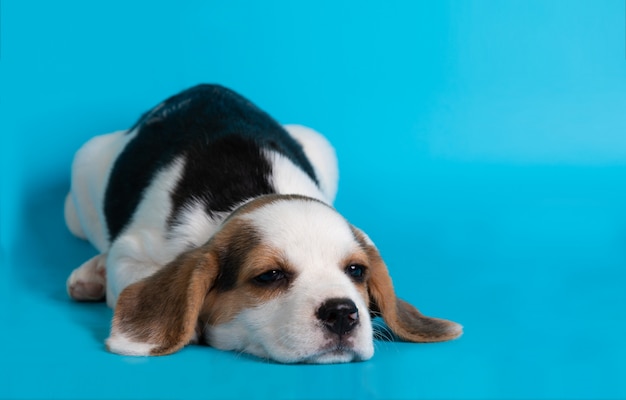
left=303, top=348, right=373, bottom=364
left=262, top=338, right=375, bottom=364
left=262, top=348, right=373, bottom=365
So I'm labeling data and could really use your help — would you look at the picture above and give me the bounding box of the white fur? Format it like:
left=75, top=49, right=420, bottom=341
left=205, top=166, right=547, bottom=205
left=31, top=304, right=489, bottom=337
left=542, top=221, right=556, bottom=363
left=65, top=130, right=135, bottom=252
left=265, top=150, right=329, bottom=204
left=283, top=124, right=338, bottom=203
left=207, top=199, right=374, bottom=363
left=168, top=200, right=226, bottom=249
left=106, top=329, right=157, bottom=356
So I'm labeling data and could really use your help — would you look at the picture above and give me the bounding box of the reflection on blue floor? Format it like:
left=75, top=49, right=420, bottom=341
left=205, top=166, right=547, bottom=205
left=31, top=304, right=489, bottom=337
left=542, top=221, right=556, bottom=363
left=1, top=1, right=625, bottom=399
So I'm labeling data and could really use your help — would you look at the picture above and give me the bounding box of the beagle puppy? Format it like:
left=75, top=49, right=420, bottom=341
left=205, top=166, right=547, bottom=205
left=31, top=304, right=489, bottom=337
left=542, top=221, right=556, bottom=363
left=65, top=84, right=462, bottom=363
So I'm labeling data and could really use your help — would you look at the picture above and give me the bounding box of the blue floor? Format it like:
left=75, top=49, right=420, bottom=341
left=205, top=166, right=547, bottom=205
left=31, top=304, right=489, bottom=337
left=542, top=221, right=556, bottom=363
left=1, top=1, right=625, bottom=399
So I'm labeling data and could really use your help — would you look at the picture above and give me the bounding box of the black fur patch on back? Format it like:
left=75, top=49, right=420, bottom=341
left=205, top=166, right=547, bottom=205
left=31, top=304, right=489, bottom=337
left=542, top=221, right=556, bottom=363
left=104, top=84, right=319, bottom=241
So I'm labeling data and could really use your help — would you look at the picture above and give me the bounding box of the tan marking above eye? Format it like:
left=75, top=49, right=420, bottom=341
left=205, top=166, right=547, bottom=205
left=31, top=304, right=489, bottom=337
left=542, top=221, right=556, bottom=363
left=238, top=248, right=295, bottom=283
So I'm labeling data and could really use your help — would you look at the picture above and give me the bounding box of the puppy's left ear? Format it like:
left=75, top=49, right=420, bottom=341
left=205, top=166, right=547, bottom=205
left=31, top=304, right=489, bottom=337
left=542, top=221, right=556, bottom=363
left=352, top=227, right=463, bottom=342
left=106, top=245, right=219, bottom=356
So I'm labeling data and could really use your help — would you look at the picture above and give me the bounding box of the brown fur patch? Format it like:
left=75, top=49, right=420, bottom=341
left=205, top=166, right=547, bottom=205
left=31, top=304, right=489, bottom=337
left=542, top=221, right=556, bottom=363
left=200, top=240, right=294, bottom=327
left=111, top=244, right=219, bottom=355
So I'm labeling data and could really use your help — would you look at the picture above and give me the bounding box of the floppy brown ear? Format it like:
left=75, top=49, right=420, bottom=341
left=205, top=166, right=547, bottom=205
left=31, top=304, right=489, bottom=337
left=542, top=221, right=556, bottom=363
left=106, top=245, right=219, bottom=356
left=353, top=227, right=463, bottom=342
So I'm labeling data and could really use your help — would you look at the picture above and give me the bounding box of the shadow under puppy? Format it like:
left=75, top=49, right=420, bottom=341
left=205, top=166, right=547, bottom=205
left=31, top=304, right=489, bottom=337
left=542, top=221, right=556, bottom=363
left=65, top=84, right=462, bottom=363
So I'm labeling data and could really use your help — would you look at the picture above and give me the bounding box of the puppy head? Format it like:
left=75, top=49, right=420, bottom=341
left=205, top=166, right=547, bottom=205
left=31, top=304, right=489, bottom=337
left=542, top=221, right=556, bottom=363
left=106, top=195, right=462, bottom=363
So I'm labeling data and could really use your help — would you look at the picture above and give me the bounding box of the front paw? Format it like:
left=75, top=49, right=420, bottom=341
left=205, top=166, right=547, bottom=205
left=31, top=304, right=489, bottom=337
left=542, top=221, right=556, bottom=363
left=67, top=254, right=107, bottom=302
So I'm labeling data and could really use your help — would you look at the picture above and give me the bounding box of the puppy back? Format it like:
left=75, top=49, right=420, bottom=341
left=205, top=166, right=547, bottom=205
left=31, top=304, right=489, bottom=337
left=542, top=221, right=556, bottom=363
left=104, top=84, right=319, bottom=241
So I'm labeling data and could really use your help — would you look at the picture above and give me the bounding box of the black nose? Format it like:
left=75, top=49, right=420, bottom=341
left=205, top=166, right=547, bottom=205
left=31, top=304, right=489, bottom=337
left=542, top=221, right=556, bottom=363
left=316, top=298, right=359, bottom=336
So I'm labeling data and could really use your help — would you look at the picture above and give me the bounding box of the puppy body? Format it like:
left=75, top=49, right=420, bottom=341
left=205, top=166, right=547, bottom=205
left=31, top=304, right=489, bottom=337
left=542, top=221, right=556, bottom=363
left=66, top=85, right=336, bottom=306
left=66, top=84, right=461, bottom=363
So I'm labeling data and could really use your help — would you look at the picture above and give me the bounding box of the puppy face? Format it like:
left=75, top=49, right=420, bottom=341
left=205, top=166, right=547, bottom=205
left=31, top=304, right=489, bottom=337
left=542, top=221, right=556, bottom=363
left=106, top=195, right=462, bottom=363
left=202, top=197, right=374, bottom=363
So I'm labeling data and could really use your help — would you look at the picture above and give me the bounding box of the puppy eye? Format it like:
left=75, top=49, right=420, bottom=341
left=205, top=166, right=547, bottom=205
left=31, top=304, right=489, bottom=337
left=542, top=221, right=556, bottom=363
left=253, top=269, right=286, bottom=285
left=345, top=264, right=366, bottom=281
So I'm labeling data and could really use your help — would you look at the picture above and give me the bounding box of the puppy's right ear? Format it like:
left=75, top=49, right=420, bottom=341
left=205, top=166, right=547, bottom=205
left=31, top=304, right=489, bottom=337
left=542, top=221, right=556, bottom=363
left=106, top=245, right=219, bottom=356
left=352, top=226, right=463, bottom=343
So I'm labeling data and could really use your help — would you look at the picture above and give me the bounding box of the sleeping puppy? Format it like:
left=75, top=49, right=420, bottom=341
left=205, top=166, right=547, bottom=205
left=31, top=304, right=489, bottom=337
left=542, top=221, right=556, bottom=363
left=65, top=84, right=462, bottom=363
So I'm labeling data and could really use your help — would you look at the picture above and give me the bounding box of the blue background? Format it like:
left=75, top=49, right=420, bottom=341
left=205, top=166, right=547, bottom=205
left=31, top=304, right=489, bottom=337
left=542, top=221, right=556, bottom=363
left=1, top=1, right=625, bottom=399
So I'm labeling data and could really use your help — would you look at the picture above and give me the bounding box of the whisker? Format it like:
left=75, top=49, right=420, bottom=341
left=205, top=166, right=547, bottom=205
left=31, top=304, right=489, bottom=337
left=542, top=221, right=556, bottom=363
left=372, top=318, right=395, bottom=342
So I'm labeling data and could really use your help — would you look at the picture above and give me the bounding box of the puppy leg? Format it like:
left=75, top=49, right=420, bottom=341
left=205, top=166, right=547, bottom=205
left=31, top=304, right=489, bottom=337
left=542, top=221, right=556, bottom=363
left=283, top=124, right=339, bottom=204
left=68, top=130, right=133, bottom=252
left=104, top=233, right=169, bottom=308
left=67, top=253, right=107, bottom=301
left=64, top=192, right=86, bottom=240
